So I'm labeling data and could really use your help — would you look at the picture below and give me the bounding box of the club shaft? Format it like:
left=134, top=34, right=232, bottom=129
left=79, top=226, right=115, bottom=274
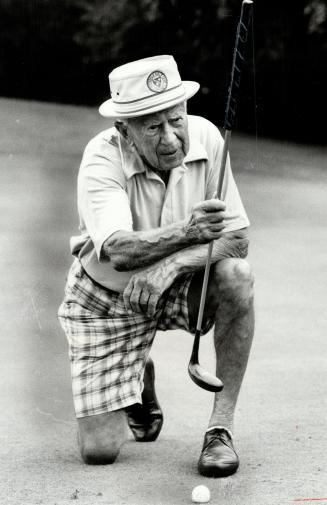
left=195, top=130, right=231, bottom=334
left=194, top=0, right=253, bottom=335
left=189, top=0, right=253, bottom=392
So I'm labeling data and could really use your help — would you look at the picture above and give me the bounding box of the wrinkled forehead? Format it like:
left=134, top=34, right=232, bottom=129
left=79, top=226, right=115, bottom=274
left=132, top=101, right=187, bottom=126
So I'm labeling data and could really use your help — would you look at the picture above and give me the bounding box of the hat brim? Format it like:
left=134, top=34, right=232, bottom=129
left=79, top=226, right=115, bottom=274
left=99, top=81, right=200, bottom=118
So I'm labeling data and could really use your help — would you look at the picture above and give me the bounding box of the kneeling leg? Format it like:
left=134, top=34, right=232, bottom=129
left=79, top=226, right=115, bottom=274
left=78, top=409, right=128, bottom=465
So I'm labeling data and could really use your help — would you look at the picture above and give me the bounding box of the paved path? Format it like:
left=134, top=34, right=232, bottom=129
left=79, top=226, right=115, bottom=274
left=1, top=99, right=327, bottom=505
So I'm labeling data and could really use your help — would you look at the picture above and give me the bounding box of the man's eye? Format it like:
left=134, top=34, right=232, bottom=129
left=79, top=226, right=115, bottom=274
left=148, top=125, right=159, bottom=131
left=171, top=117, right=182, bottom=124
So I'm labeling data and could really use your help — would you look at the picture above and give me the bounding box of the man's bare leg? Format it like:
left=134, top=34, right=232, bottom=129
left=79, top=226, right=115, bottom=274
left=188, top=257, right=254, bottom=476
left=188, top=258, right=254, bottom=417
left=78, top=410, right=128, bottom=465
left=208, top=258, right=255, bottom=431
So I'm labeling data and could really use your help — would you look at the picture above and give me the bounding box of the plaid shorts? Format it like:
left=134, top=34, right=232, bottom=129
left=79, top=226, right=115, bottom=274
left=58, top=259, right=214, bottom=418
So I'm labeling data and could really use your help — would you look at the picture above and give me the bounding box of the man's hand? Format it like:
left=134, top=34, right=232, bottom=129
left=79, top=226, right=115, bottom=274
left=103, top=198, right=226, bottom=272
left=123, top=261, right=175, bottom=318
left=122, top=226, right=249, bottom=317
left=185, top=199, right=226, bottom=243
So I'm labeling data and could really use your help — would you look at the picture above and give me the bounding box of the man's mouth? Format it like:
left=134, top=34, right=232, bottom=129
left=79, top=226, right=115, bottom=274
left=160, top=150, right=178, bottom=157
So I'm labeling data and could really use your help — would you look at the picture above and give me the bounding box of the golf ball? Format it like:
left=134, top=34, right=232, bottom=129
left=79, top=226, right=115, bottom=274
left=191, top=485, right=211, bottom=503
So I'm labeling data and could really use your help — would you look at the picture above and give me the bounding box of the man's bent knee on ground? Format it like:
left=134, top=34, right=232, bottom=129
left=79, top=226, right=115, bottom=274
left=78, top=411, right=128, bottom=465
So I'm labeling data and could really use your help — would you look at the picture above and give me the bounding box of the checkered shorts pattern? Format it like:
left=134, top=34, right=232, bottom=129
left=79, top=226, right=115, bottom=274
left=58, top=259, right=214, bottom=418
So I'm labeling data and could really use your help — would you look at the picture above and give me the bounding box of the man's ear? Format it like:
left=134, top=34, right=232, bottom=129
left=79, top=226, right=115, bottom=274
left=115, top=120, right=129, bottom=141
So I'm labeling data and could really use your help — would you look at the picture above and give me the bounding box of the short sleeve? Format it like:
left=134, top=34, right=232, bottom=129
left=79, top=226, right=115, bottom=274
left=78, top=134, right=133, bottom=259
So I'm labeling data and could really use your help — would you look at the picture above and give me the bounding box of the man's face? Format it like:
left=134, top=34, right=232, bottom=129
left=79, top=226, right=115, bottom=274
left=126, top=102, right=190, bottom=172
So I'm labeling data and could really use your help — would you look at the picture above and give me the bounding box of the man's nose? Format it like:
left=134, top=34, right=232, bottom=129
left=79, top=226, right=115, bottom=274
left=160, top=124, right=176, bottom=145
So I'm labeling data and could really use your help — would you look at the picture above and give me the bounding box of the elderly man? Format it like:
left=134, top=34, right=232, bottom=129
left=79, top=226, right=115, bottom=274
left=58, top=55, right=254, bottom=477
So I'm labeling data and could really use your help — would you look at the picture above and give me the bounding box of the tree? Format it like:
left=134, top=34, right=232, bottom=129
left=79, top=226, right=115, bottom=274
left=0, top=0, right=326, bottom=142
left=0, top=0, right=85, bottom=102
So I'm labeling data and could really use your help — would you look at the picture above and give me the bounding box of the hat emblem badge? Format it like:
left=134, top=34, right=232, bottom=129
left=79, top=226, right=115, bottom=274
left=147, top=71, right=168, bottom=93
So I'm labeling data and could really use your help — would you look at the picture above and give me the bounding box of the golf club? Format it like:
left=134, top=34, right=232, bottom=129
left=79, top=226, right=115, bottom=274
left=188, top=0, right=254, bottom=392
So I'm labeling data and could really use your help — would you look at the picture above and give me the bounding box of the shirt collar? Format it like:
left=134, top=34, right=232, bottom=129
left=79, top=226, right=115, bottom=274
left=118, top=134, right=146, bottom=180
left=118, top=129, right=208, bottom=180
left=183, top=137, right=208, bottom=164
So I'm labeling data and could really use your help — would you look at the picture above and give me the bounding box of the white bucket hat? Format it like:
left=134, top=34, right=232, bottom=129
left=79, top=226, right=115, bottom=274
left=99, top=55, right=200, bottom=118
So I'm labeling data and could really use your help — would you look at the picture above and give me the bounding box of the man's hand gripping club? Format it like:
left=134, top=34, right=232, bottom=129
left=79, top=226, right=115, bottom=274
left=122, top=198, right=227, bottom=317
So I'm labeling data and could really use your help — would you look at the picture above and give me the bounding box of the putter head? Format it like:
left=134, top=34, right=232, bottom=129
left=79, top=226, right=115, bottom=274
left=188, top=362, right=224, bottom=392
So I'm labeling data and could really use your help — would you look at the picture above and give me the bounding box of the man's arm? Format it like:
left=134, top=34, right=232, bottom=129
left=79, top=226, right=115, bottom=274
left=102, top=199, right=226, bottom=270
left=123, top=228, right=249, bottom=316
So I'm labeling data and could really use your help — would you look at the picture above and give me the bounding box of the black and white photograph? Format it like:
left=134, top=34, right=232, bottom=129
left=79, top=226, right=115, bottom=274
left=1, top=1, right=327, bottom=504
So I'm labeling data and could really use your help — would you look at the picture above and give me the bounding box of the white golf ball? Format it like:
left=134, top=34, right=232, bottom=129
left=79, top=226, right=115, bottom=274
left=191, top=485, right=211, bottom=503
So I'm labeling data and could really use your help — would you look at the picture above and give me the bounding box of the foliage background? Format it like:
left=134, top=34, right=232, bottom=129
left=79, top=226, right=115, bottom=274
left=0, top=0, right=326, bottom=143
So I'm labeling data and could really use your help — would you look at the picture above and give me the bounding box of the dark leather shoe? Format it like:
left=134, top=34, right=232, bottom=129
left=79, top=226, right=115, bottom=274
left=198, top=428, right=239, bottom=477
left=125, top=358, right=163, bottom=442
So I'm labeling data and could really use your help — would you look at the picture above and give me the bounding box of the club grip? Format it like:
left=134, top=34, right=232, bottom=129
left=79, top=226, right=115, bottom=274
left=224, top=0, right=253, bottom=131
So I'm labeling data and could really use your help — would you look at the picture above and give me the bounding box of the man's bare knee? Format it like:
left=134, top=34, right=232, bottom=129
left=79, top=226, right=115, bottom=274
left=213, top=258, right=254, bottom=302
left=77, top=410, right=127, bottom=465
left=80, top=439, right=120, bottom=465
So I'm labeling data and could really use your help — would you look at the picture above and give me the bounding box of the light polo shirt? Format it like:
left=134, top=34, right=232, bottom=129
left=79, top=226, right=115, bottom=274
left=70, top=114, right=250, bottom=292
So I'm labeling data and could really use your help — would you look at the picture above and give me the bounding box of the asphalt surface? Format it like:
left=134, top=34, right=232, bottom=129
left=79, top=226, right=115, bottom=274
left=1, top=98, right=327, bottom=505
